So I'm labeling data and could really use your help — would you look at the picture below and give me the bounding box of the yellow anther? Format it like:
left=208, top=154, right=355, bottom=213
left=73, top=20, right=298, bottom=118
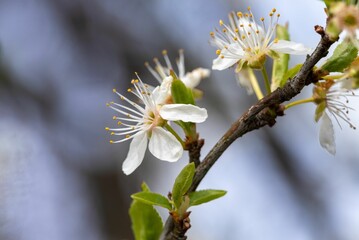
left=105, top=127, right=110, bottom=131
left=224, top=46, right=228, bottom=49
left=153, top=57, right=158, bottom=62
left=125, top=135, right=130, bottom=138
left=245, top=13, right=249, bottom=17
left=216, top=49, right=221, bottom=55
left=247, top=6, right=251, bottom=11
left=269, top=13, right=273, bottom=17
left=127, top=114, right=131, bottom=117
left=162, top=49, right=167, bottom=55
left=110, top=101, right=114, bottom=104
left=222, top=28, right=227, bottom=33
left=135, top=79, right=139, bottom=83
left=144, top=84, right=148, bottom=88
left=134, top=71, right=138, bottom=75
left=249, top=14, right=253, bottom=17
left=120, top=96, right=124, bottom=100
left=219, top=19, right=224, bottom=26
left=112, top=88, right=116, bottom=92
left=260, top=17, right=264, bottom=21
left=111, top=132, right=115, bottom=135
left=131, top=79, right=135, bottom=84
left=210, top=31, right=215, bottom=37
left=118, top=121, right=122, bottom=125
left=109, top=140, right=114, bottom=144
left=248, top=23, right=252, bottom=27
left=256, top=30, right=259, bottom=34
left=237, top=12, right=243, bottom=17
left=106, top=103, right=110, bottom=107
left=247, top=32, right=251, bottom=36
left=233, top=37, right=238, bottom=41
left=144, top=61, right=149, bottom=66
left=220, top=55, right=224, bottom=59
left=272, top=8, right=277, bottom=13
left=131, top=127, right=135, bottom=130
left=277, top=14, right=280, bottom=17
left=240, top=24, right=244, bottom=27
left=127, top=88, right=132, bottom=92
left=242, top=35, right=246, bottom=39
left=113, top=116, right=116, bottom=120
left=274, top=38, right=279, bottom=43
left=235, top=28, right=239, bottom=33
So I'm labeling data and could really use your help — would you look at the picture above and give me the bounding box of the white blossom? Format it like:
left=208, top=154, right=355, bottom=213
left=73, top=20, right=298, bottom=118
left=106, top=75, right=208, bottom=175
left=210, top=7, right=311, bottom=71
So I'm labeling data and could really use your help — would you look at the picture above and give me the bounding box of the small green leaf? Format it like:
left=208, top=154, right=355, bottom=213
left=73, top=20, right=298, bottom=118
left=131, top=192, right=172, bottom=210
left=171, top=75, right=195, bottom=105
left=271, top=24, right=290, bottom=91
left=280, top=64, right=303, bottom=87
left=129, top=200, right=163, bottom=240
left=189, top=189, right=227, bottom=207
left=172, top=162, right=195, bottom=209
left=321, top=41, right=358, bottom=72
left=141, top=182, right=151, bottom=192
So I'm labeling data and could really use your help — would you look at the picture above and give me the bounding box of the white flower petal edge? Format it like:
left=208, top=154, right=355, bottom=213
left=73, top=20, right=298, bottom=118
left=319, top=112, right=336, bottom=155
left=182, top=68, right=210, bottom=89
left=160, top=104, right=208, bottom=123
left=212, top=56, right=239, bottom=70
left=236, top=70, right=253, bottom=95
left=148, top=127, right=183, bottom=162
left=122, top=132, right=148, bottom=175
left=152, top=76, right=173, bottom=105
left=270, top=40, right=312, bottom=55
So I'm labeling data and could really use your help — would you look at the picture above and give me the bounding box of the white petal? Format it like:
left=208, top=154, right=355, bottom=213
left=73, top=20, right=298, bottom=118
left=153, top=76, right=173, bottom=104
left=212, top=56, right=238, bottom=70
left=160, top=104, right=208, bottom=123
left=148, top=127, right=183, bottom=162
left=236, top=70, right=253, bottom=95
left=319, top=112, right=336, bottom=155
left=122, top=132, right=148, bottom=175
left=270, top=40, right=312, bottom=55
left=181, top=68, right=210, bottom=89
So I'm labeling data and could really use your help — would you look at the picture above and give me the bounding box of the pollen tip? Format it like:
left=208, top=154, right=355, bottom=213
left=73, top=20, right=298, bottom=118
left=112, top=116, right=116, bottom=120
left=110, top=132, right=115, bottom=135
left=219, top=19, right=224, bottom=26
left=106, top=103, right=110, bottom=107
left=105, top=127, right=110, bottom=131
left=247, top=6, right=251, bottom=11
left=109, top=140, right=114, bottom=144
left=112, top=88, right=116, bottom=92
left=216, top=49, right=221, bottom=55
left=118, top=121, right=122, bottom=125
left=237, top=11, right=243, bottom=17
left=144, top=61, right=149, bottom=66
left=260, top=17, right=264, bottom=21
left=272, top=8, right=277, bottom=13
left=210, top=31, right=215, bottom=37
left=162, top=49, right=167, bottom=55
left=127, top=88, right=132, bottom=92
left=220, top=55, right=224, bottom=59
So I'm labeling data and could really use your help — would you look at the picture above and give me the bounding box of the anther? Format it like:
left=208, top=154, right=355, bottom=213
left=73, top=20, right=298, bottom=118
left=105, top=127, right=110, bottom=131
left=222, top=28, right=227, bottom=33
left=113, top=116, right=116, bottom=120
left=109, top=140, right=114, bottom=144
left=144, top=61, right=149, bottom=66
left=162, top=49, right=167, bottom=55
left=233, top=37, right=238, bottom=41
left=112, top=88, right=116, bottom=92
left=210, top=32, right=215, bottom=37
left=220, top=55, right=224, bottom=59
left=269, top=13, right=273, bottom=17
left=118, top=121, right=122, bottom=125
left=216, top=49, right=221, bottom=55
left=126, top=135, right=130, bottom=138
left=127, top=88, right=132, bottom=92
left=237, top=12, right=243, bottom=18
left=219, top=20, right=224, bottom=26
left=111, top=132, right=115, bottom=135
left=260, top=17, right=264, bottom=21
left=272, top=8, right=276, bottom=13
left=247, top=6, right=251, bottom=11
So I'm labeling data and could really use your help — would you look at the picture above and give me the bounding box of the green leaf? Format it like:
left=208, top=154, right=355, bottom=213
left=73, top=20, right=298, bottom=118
left=129, top=200, right=163, bottom=240
left=271, top=24, right=290, bottom=91
left=280, top=64, right=303, bottom=87
left=189, top=189, right=227, bottom=207
left=131, top=192, right=172, bottom=210
left=171, top=74, right=195, bottom=105
left=172, top=162, right=195, bottom=209
left=321, top=41, right=358, bottom=72
left=141, top=182, right=151, bottom=192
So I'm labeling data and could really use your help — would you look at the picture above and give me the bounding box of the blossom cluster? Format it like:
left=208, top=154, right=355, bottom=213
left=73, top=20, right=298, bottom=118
left=106, top=51, right=209, bottom=174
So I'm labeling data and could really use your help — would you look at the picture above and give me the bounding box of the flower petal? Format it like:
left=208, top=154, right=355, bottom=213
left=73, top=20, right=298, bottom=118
left=270, top=40, right=312, bottom=55
left=319, top=112, right=336, bottom=155
left=212, top=55, right=239, bottom=70
left=236, top=69, right=253, bottom=95
left=122, top=132, right=148, bottom=175
left=148, top=127, right=183, bottom=162
left=160, top=104, right=208, bottom=123
left=153, top=76, right=173, bottom=105
left=181, top=68, right=210, bottom=89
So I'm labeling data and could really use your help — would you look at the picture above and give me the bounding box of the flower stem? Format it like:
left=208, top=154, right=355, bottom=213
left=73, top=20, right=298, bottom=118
left=165, top=124, right=185, bottom=147
left=248, top=69, right=264, bottom=100
left=284, top=97, right=315, bottom=110
left=261, top=67, right=271, bottom=94
left=322, top=74, right=346, bottom=80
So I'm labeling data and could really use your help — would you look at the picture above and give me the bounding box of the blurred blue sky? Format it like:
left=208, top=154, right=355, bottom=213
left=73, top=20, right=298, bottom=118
left=0, top=0, right=359, bottom=239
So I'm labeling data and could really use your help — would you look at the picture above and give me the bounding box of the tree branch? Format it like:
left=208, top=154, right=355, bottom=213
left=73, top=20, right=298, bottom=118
left=161, top=25, right=335, bottom=240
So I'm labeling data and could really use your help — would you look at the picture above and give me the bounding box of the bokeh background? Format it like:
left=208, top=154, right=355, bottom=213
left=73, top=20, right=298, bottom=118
left=1, top=0, right=359, bottom=239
